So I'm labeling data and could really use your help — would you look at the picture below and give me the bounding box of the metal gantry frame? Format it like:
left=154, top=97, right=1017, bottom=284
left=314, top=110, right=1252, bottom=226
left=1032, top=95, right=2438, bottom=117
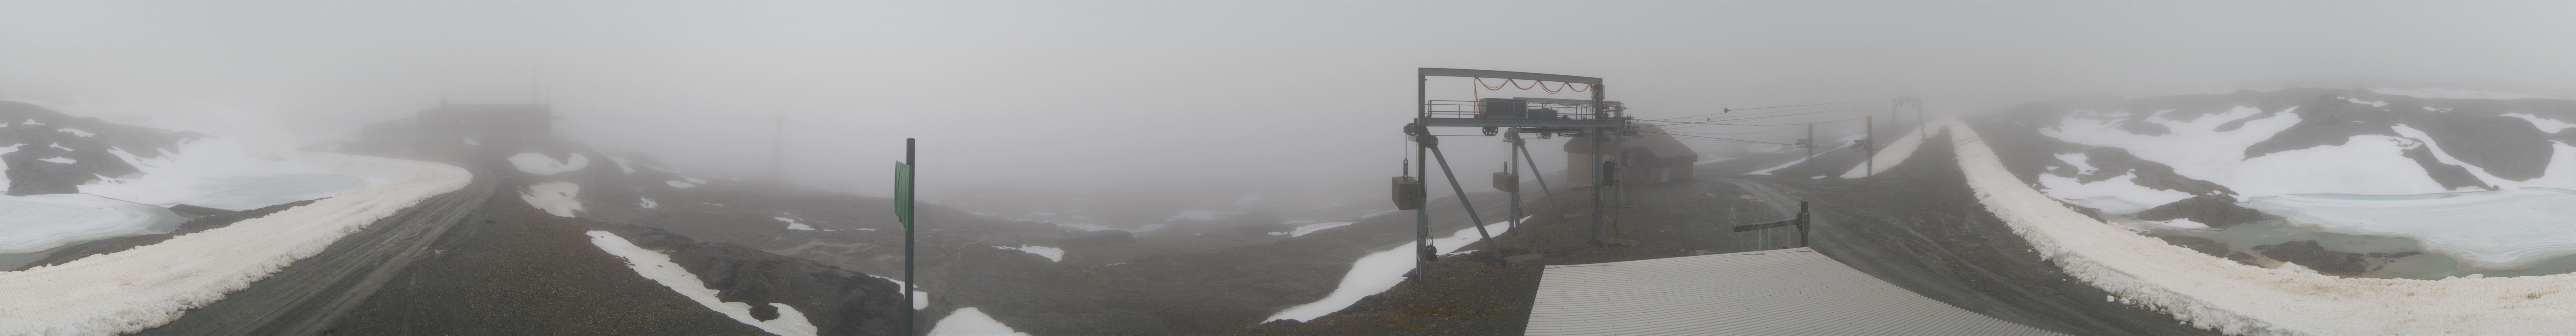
left=1402, top=68, right=1628, bottom=285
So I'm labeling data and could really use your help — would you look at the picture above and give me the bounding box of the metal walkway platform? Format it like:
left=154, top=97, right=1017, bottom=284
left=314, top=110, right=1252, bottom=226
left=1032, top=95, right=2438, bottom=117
left=1525, top=248, right=2059, bottom=335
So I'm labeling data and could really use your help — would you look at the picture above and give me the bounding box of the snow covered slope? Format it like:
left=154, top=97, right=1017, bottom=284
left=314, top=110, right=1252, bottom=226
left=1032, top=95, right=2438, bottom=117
left=1965, top=88, right=2576, bottom=275
left=0, top=101, right=381, bottom=262
left=0, top=152, right=470, bottom=334
left=1952, top=119, right=2576, bottom=334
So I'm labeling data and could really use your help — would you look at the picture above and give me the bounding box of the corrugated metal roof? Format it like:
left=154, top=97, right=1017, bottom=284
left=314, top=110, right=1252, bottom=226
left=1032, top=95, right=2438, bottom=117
left=1525, top=248, right=2059, bottom=336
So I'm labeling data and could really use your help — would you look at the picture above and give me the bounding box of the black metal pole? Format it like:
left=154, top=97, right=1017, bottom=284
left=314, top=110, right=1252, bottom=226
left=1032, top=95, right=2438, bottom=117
left=1518, top=141, right=1564, bottom=219
left=903, top=138, right=915, bottom=336
left=1797, top=201, right=1810, bottom=248
left=1429, top=144, right=1508, bottom=265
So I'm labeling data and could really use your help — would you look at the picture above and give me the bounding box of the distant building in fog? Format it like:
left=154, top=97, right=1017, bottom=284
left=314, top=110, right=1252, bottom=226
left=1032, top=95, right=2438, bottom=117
left=1564, top=123, right=1698, bottom=186
left=361, top=102, right=553, bottom=149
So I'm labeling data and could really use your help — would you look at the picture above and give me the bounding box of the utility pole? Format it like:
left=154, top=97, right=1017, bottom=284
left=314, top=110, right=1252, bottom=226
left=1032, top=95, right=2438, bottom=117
left=1805, top=124, right=1816, bottom=178
left=1865, top=116, right=1875, bottom=177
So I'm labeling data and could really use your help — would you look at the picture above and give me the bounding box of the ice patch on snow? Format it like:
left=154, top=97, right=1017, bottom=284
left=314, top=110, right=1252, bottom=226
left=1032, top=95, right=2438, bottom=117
left=0, top=154, right=467, bottom=334
left=994, top=245, right=1064, bottom=262
left=1270, top=221, right=1355, bottom=237
left=927, top=307, right=1029, bottom=336
left=506, top=152, right=589, bottom=175
left=56, top=128, right=93, bottom=137
left=778, top=217, right=815, bottom=230
left=78, top=138, right=378, bottom=211
left=0, top=194, right=186, bottom=253
left=585, top=231, right=818, bottom=335
left=2503, top=113, right=2576, bottom=134
left=519, top=182, right=583, bottom=218
left=2245, top=188, right=2576, bottom=270
left=1267, top=216, right=1521, bottom=322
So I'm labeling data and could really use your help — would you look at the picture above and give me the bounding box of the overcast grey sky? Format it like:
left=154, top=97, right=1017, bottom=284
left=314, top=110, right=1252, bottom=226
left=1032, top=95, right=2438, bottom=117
left=6, top=1, right=2575, bottom=202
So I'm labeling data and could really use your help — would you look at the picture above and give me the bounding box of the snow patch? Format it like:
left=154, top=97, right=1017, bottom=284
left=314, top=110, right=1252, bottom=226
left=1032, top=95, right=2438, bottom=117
left=55, top=128, right=93, bottom=137
left=519, top=181, right=583, bottom=218
left=2343, top=96, right=2389, bottom=107
left=1267, top=216, right=1522, bottom=322
left=2036, top=172, right=2195, bottom=214
left=506, top=152, right=589, bottom=175
left=778, top=217, right=815, bottom=231
left=994, top=245, right=1065, bottom=262
left=2503, top=113, right=2576, bottom=134
left=927, top=307, right=1029, bottom=336
left=1270, top=221, right=1355, bottom=237
left=865, top=274, right=931, bottom=310
left=37, top=157, right=74, bottom=164
left=2046, top=106, right=2451, bottom=198
left=1745, top=157, right=1807, bottom=176
left=667, top=180, right=697, bottom=188
left=585, top=231, right=818, bottom=335
left=639, top=197, right=658, bottom=209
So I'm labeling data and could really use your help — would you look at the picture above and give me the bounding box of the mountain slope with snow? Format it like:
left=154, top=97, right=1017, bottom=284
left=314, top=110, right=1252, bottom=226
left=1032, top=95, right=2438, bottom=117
left=1967, top=88, right=2576, bottom=276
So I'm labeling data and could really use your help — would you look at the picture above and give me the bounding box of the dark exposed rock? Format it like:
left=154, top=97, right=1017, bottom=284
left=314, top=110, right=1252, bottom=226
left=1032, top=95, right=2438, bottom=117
left=2253, top=240, right=2369, bottom=276
left=2157, top=235, right=2230, bottom=257
left=2133, top=195, right=2270, bottom=229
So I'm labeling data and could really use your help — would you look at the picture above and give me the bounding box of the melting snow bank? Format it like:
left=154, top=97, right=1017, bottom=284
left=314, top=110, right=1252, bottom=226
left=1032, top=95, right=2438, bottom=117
left=927, top=307, right=1030, bottom=336
left=0, top=194, right=187, bottom=253
left=1265, top=217, right=1521, bottom=322
left=519, top=182, right=583, bottom=218
left=505, top=152, right=588, bottom=175
left=584, top=231, right=818, bottom=335
left=1270, top=221, right=1355, bottom=237
left=865, top=274, right=931, bottom=310
left=1954, top=120, right=2576, bottom=334
left=994, top=245, right=1065, bottom=262
left=0, top=153, right=467, bottom=335
left=2243, top=188, right=2576, bottom=271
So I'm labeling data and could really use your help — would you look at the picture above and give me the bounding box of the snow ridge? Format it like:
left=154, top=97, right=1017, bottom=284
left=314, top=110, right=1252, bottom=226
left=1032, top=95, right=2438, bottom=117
left=0, top=153, right=470, bottom=335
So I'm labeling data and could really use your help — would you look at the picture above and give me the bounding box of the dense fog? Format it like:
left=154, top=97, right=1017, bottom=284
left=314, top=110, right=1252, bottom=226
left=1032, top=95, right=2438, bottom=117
left=7, top=1, right=2576, bottom=210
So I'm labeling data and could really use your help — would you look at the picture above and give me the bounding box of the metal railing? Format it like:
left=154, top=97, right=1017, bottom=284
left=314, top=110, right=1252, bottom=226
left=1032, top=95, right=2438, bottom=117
left=1422, top=100, right=1610, bottom=120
